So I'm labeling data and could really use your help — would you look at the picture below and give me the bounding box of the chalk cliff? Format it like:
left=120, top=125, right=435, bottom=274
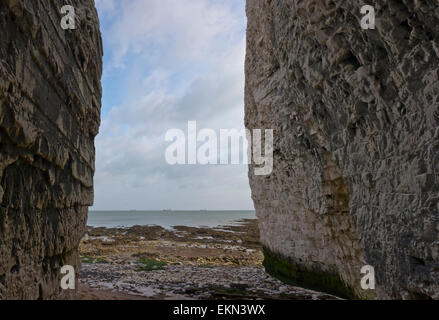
left=0, top=0, right=102, bottom=299
left=245, top=0, right=439, bottom=299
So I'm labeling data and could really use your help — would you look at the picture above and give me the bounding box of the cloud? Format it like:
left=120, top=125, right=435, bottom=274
left=100, top=0, right=244, bottom=68
left=92, top=0, right=252, bottom=210
left=95, top=0, right=116, bottom=12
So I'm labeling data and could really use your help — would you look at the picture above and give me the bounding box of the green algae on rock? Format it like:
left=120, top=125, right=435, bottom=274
left=262, top=247, right=363, bottom=300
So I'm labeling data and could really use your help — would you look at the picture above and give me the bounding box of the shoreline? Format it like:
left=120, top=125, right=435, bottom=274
left=78, top=219, right=340, bottom=300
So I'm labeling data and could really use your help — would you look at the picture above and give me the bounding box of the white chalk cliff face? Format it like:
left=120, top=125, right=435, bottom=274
left=245, top=0, right=439, bottom=299
left=0, top=0, right=102, bottom=299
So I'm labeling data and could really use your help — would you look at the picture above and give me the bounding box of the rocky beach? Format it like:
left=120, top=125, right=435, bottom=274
left=77, top=219, right=340, bottom=300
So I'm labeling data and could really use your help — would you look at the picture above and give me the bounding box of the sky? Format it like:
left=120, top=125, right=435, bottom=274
left=92, top=0, right=254, bottom=210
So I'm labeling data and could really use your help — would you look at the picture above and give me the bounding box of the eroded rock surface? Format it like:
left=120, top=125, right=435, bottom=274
left=0, top=0, right=102, bottom=299
left=245, top=0, right=439, bottom=299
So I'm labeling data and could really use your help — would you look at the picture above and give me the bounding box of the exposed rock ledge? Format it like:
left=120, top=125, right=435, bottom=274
left=245, top=0, right=439, bottom=299
left=0, top=0, right=102, bottom=299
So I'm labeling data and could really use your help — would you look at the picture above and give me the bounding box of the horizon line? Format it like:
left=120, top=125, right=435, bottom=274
left=89, top=209, right=256, bottom=212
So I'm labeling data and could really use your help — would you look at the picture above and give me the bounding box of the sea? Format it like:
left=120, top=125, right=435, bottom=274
left=87, top=210, right=257, bottom=229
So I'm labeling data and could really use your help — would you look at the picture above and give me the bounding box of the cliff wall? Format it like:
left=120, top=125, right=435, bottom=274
left=245, top=0, right=439, bottom=299
left=0, top=0, right=102, bottom=299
